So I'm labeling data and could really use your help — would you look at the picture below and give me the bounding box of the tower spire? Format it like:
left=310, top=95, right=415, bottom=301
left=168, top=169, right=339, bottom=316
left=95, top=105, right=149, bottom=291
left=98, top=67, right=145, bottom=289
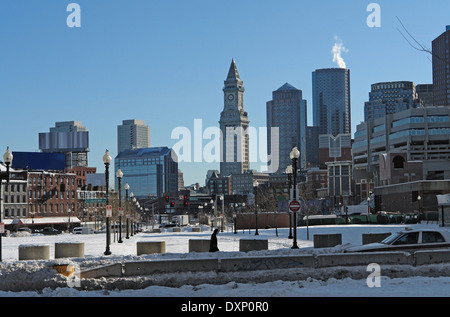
left=226, top=58, right=241, bottom=81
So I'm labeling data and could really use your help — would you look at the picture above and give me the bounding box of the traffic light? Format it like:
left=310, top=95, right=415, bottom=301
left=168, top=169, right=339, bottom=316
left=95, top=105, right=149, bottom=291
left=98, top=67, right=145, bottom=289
left=170, top=202, right=175, bottom=208
left=165, top=195, right=169, bottom=203
left=183, top=195, right=188, bottom=207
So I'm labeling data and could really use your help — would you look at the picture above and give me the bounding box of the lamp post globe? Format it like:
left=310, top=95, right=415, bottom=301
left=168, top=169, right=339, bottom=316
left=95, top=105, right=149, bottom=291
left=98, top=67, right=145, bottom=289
left=103, top=149, right=112, bottom=165
left=3, top=147, right=13, bottom=165
left=285, top=165, right=292, bottom=174
left=289, top=146, right=300, bottom=160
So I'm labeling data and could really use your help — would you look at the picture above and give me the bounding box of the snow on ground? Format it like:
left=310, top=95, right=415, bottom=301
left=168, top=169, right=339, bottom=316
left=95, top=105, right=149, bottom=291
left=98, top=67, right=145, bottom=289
left=1, top=223, right=450, bottom=297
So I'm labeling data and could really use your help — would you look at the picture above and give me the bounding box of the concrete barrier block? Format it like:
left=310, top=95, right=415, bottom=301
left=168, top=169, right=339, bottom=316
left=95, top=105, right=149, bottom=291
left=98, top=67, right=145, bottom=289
left=137, top=241, right=166, bottom=255
left=362, top=233, right=391, bottom=245
left=239, top=239, right=268, bottom=252
left=152, top=228, right=162, bottom=233
left=80, top=263, right=123, bottom=279
left=55, top=242, right=85, bottom=258
left=123, top=259, right=218, bottom=276
left=220, top=255, right=315, bottom=272
left=316, top=252, right=413, bottom=268
left=313, top=234, right=342, bottom=248
left=189, top=239, right=210, bottom=252
left=192, top=227, right=202, bottom=232
left=18, top=244, right=50, bottom=261
left=414, top=249, right=450, bottom=266
left=172, top=227, right=181, bottom=232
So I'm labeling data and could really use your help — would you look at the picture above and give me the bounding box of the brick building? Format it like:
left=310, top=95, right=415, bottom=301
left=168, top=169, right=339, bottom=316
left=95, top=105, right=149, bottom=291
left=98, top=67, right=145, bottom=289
left=27, top=171, right=79, bottom=228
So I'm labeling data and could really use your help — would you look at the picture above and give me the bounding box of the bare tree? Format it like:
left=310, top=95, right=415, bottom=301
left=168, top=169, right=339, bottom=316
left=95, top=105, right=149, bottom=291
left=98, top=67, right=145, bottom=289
left=396, top=16, right=442, bottom=63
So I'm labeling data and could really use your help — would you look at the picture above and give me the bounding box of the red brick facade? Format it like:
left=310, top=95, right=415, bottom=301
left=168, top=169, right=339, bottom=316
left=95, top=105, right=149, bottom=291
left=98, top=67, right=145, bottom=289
left=27, top=171, right=77, bottom=218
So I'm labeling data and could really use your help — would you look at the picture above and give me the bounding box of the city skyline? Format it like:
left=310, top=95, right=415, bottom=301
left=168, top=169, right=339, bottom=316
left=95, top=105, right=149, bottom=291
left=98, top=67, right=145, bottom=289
left=1, top=1, right=449, bottom=186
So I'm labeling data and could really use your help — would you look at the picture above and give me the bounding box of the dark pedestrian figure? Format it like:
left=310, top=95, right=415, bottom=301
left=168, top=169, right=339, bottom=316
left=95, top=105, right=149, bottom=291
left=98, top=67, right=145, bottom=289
left=209, top=228, right=219, bottom=252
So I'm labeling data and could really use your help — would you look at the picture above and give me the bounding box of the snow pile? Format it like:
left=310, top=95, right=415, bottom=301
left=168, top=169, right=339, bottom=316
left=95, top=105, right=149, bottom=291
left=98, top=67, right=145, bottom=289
left=0, top=260, right=69, bottom=292
left=0, top=223, right=449, bottom=296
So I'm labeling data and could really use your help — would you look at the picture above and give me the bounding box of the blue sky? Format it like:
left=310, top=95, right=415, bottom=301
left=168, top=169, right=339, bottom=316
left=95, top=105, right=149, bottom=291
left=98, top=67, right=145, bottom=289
left=0, top=0, right=448, bottom=186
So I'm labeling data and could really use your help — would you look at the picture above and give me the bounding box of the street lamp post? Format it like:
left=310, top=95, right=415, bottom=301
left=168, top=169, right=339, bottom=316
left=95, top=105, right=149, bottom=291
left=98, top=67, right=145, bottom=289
left=253, top=180, right=259, bottom=236
left=116, top=168, right=123, bottom=243
left=233, top=195, right=237, bottom=234
left=67, top=208, right=71, bottom=232
left=130, top=193, right=134, bottom=236
left=418, top=195, right=422, bottom=222
left=94, top=208, right=98, bottom=231
left=0, top=147, right=13, bottom=262
left=103, top=149, right=112, bottom=256
left=30, top=211, right=35, bottom=228
left=125, top=183, right=130, bottom=239
left=285, top=165, right=293, bottom=239
left=290, top=146, right=300, bottom=249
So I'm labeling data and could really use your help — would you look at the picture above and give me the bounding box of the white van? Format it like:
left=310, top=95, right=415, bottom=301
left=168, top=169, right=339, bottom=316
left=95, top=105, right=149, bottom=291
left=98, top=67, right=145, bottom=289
left=72, top=227, right=96, bottom=234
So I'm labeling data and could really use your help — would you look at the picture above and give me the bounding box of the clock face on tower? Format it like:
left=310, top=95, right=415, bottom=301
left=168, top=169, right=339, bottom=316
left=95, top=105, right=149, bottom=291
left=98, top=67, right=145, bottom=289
left=227, top=94, right=234, bottom=102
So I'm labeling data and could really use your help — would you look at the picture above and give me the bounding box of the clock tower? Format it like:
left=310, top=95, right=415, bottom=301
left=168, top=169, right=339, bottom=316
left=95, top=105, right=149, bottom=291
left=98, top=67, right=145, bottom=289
left=219, top=59, right=250, bottom=176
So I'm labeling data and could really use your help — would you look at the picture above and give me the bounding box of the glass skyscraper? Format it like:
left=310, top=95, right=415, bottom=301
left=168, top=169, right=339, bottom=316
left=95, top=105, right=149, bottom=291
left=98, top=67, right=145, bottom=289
left=114, top=147, right=178, bottom=198
left=117, top=119, right=150, bottom=154
left=266, top=83, right=307, bottom=172
left=312, top=68, right=351, bottom=136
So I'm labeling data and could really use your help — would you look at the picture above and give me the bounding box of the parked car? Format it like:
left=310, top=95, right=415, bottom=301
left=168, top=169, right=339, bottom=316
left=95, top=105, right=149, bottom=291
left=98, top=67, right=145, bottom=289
left=159, top=222, right=179, bottom=228
left=39, top=227, right=62, bottom=235
left=18, top=227, right=32, bottom=234
left=345, top=228, right=450, bottom=252
left=72, top=227, right=96, bottom=234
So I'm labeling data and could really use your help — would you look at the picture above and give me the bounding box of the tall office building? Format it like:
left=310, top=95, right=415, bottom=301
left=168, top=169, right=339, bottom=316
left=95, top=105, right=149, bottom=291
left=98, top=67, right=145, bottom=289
left=219, top=59, right=250, bottom=176
left=416, top=84, right=434, bottom=108
left=306, top=126, right=320, bottom=167
left=364, top=81, right=421, bottom=121
left=39, top=121, right=89, bottom=169
left=114, top=147, right=178, bottom=198
left=432, top=26, right=450, bottom=107
left=117, top=120, right=150, bottom=154
left=312, top=68, right=351, bottom=136
left=266, top=83, right=307, bottom=173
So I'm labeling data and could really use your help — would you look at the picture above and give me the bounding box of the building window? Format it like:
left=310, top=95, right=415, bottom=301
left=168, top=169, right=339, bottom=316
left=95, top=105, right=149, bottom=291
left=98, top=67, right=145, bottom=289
left=393, top=156, right=405, bottom=169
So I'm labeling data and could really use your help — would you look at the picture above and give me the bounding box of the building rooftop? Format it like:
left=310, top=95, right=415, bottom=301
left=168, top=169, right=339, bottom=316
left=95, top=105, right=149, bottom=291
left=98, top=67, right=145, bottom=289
left=276, top=82, right=299, bottom=91
left=116, top=147, right=173, bottom=159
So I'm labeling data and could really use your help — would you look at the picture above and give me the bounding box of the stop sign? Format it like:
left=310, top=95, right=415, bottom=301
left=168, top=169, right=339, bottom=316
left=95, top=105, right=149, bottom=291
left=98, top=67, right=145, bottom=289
left=289, top=200, right=301, bottom=213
